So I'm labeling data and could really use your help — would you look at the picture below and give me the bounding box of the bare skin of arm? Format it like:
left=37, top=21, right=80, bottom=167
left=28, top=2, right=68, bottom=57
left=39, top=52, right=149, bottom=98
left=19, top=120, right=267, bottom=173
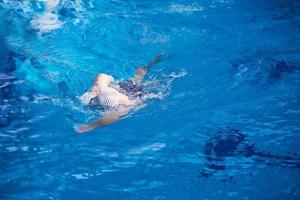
left=133, top=55, right=162, bottom=84
left=76, top=107, right=130, bottom=133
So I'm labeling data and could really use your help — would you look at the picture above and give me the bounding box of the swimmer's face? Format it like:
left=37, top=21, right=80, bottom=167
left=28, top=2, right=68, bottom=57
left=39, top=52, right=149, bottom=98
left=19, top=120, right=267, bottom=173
left=94, top=73, right=114, bottom=87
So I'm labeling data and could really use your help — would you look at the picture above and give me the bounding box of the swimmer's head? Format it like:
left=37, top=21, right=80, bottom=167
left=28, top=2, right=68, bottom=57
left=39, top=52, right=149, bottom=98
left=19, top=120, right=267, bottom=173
left=94, top=73, right=114, bottom=88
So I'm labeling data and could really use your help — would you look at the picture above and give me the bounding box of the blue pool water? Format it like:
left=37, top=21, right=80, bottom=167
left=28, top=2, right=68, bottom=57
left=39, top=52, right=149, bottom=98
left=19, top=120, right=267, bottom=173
left=1, top=0, right=300, bottom=199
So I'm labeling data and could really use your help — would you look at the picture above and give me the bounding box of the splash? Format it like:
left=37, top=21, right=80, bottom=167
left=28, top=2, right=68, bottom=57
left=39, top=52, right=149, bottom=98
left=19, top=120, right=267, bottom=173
left=141, top=70, right=187, bottom=101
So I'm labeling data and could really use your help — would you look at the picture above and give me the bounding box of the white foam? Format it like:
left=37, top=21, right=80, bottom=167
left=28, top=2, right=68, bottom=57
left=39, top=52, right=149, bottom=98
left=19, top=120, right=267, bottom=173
left=140, top=33, right=169, bottom=45
left=44, top=0, right=60, bottom=11
left=72, top=173, right=90, bottom=180
left=6, top=146, right=18, bottom=152
left=33, top=94, right=51, bottom=103
left=0, top=133, right=16, bottom=138
left=128, top=142, right=166, bottom=155
left=169, top=4, right=204, bottom=14
left=31, top=12, right=64, bottom=33
left=139, top=23, right=170, bottom=44
left=2, top=0, right=33, bottom=13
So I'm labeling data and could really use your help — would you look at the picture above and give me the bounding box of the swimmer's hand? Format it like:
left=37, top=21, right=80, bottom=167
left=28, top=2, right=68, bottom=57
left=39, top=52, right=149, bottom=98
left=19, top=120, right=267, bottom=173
left=75, top=124, right=95, bottom=133
left=147, top=54, right=162, bottom=67
left=136, top=67, right=148, bottom=76
left=136, top=54, right=163, bottom=77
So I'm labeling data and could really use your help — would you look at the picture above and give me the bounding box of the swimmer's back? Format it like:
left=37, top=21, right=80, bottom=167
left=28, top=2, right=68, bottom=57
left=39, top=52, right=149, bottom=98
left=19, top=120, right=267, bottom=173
left=119, top=79, right=144, bottom=97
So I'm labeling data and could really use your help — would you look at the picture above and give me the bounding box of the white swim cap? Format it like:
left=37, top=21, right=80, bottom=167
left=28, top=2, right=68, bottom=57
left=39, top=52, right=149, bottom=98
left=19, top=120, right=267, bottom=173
left=79, top=91, right=97, bottom=105
left=94, top=73, right=115, bottom=87
left=97, top=93, right=119, bottom=108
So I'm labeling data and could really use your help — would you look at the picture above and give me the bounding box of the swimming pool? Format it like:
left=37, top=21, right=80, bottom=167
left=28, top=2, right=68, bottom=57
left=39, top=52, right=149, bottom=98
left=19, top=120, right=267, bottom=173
left=1, top=0, right=300, bottom=199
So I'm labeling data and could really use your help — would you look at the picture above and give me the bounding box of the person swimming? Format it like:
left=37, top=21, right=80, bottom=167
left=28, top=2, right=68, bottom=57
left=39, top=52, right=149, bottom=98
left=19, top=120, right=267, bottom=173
left=75, top=55, right=162, bottom=133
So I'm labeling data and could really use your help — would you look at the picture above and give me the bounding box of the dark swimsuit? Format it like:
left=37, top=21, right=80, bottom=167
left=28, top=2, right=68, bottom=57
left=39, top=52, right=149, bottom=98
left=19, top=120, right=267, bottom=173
left=118, top=79, right=144, bottom=97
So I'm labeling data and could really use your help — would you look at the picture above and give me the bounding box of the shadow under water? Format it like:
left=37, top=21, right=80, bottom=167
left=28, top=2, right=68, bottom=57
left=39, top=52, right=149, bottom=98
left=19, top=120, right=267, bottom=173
left=230, top=57, right=300, bottom=86
left=199, top=128, right=300, bottom=181
left=0, top=42, right=30, bottom=128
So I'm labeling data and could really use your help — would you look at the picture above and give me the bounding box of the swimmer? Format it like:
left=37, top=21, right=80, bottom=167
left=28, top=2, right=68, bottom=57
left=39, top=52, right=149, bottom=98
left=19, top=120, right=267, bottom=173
left=75, top=55, right=162, bottom=133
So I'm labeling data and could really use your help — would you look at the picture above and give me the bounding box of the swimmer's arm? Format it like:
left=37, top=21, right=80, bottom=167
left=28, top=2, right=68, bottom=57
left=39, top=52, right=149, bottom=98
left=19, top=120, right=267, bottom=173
left=147, top=54, right=162, bottom=67
left=75, top=108, right=130, bottom=133
left=133, top=55, right=162, bottom=84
